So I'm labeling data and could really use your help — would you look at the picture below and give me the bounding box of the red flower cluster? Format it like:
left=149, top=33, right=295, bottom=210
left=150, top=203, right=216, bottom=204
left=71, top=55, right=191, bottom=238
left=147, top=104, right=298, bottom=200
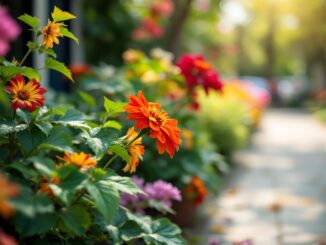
left=177, top=54, right=223, bottom=94
left=132, top=0, right=174, bottom=41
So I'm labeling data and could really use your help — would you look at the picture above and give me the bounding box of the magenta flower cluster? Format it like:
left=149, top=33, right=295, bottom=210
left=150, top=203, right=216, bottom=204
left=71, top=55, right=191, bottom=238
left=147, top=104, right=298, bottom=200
left=120, top=176, right=181, bottom=213
left=0, top=6, right=21, bottom=56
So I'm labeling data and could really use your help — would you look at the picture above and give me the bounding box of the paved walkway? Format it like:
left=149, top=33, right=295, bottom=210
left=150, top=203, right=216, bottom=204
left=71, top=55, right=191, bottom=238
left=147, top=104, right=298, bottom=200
left=195, top=109, right=326, bottom=245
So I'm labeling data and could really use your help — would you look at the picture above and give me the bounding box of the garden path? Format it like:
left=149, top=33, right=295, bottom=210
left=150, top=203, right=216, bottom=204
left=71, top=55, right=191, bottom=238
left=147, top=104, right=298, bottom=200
left=193, top=109, right=326, bottom=245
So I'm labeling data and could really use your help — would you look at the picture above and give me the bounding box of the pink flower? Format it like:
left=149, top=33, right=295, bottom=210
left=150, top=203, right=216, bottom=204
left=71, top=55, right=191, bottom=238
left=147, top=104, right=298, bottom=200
left=142, top=18, right=163, bottom=38
left=150, top=0, right=174, bottom=18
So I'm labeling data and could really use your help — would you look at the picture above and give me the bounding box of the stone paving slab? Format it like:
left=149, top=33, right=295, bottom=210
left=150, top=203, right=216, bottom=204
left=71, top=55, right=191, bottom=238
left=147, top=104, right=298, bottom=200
left=192, top=109, right=326, bottom=245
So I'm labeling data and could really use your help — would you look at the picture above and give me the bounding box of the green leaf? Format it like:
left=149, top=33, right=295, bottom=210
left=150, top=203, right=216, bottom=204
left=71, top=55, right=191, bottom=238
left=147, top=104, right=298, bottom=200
left=45, top=57, right=73, bottom=82
left=39, top=127, right=73, bottom=152
left=30, top=156, right=56, bottom=178
left=13, top=213, right=56, bottom=237
left=102, top=174, right=142, bottom=195
left=18, top=14, right=40, bottom=29
left=59, top=205, right=91, bottom=236
left=103, top=120, right=122, bottom=130
left=27, top=41, right=38, bottom=50
left=17, top=127, right=46, bottom=156
left=54, top=109, right=90, bottom=130
left=50, top=165, right=88, bottom=205
left=7, top=162, right=37, bottom=179
left=143, top=218, right=185, bottom=245
left=78, top=90, right=96, bottom=107
left=104, top=97, right=127, bottom=116
left=52, top=6, right=76, bottom=22
left=86, top=180, right=119, bottom=222
left=16, top=109, right=32, bottom=123
left=82, top=128, right=117, bottom=159
left=109, top=144, right=130, bottom=164
left=60, top=26, right=79, bottom=44
left=0, top=66, right=41, bottom=81
left=0, top=122, right=28, bottom=136
left=38, top=47, right=57, bottom=58
left=35, top=121, right=53, bottom=136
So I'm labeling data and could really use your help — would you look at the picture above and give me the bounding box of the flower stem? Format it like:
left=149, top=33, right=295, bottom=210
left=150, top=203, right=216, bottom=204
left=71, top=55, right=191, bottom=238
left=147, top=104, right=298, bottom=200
left=19, top=48, right=32, bottom=66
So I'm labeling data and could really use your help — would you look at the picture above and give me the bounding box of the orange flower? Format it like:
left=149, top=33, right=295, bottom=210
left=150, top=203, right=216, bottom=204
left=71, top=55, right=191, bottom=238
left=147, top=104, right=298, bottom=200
left=5, top=75, right=47, bottom=112
left=194, top=59, right=211, bottom=71
left=57, top=152, right=97, bottom=169
left=69, top=64, right=92, bottom=80
left=0, top=174, right=20, bottom=218
left=41, top=20, right=63, bottom=48
left=122, top=127, right=145, bottom=173
left=39, top=177, right=60, bottom=198
left=184, top=176, right=207, bottom=206
left=125, top=91, right=181, bottom=158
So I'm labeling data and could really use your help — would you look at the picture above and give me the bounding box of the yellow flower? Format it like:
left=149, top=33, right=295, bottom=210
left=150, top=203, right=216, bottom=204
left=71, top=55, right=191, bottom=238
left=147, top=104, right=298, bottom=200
left=181, top=128, right=193, bottom=150
left=122, top=127, right=145, bottom=173
left=57, top=152, right=97, bottom=169
left=41, top=20, right=64, bottom=48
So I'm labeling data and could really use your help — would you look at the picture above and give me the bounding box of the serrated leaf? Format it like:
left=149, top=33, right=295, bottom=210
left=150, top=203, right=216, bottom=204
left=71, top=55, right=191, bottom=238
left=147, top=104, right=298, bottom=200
left=143, top=218, right=185, bottom=245
left=103, top=174, right=142, bottom=195
left=50, top=165, right=88, bottom=205
left=59, top=205, right=91, bottom=236
left=27, top=41, right=38, bottom=50
left=52, top=6, right=76, bottom=22
left=38, top=47, right=57, bottom=58
left=35, top=121, right=53, bottom=136
left=60, top=26, right=79, bottom=43
left=86, top=180, right=119, bottom=222
left=45, top=57, right=73, bottom=82
left=104, top=97, right=127, bottom=116
left=40, top=127, right=73, bottom=152
left=103, top=120, right=122, bottom=130
left=109, top=144, right=130, bottom=164
left=54, top=109, right=90, bottom=130
left=29, top=156, right=56, bottom=178
left=16, top=109, right=32, bottom=123
left=16, top=127, right=46, bottom=155
left=0, top=122, right=28, bottom=136
left=0, top=66, right=41, bottom=81
left=18, top=14, right=40, bottom=29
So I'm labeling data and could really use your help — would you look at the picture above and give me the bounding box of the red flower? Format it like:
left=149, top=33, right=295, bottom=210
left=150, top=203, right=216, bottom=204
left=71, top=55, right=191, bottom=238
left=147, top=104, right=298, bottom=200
left=177, top=54, right=223, bottom=94
left=69, top=64, right=92, bottom=80
left=5, top=75, right=47, bottom=112
left=150, top=0, right=174, bottom=18
left=125, top=91, right=181, bottom=158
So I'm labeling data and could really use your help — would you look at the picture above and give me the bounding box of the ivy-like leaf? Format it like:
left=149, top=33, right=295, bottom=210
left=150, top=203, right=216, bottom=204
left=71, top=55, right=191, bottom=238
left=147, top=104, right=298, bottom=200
left=60, top=26, right=79, bottom=44
left=39, top=127, right=73, bottom=152
left=18, top=14, right=40, bottom=30
left=45, top=57, right=73, bottom=82
left=101, top=174, right=143, bottom=196
left=52, top=6, right=76, bottom=22
left=35, top=121, right=53, bottom=136
left=16, top=127, right=46, bottom=156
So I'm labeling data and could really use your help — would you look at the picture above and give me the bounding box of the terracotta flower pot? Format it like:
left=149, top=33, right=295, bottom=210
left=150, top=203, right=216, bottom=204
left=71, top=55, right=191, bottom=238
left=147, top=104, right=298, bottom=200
left=169, top=198, right=198, bottom=227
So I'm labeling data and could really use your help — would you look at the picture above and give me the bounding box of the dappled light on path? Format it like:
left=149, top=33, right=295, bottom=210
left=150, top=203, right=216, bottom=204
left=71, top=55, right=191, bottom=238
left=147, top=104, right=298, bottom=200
left=197, top=109, right=326, bottom=245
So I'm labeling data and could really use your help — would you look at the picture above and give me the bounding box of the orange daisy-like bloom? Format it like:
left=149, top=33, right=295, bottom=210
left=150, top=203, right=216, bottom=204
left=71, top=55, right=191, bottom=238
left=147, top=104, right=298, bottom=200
left=57, top=152, right=97, bottom=169
left=39, top=177, right=60, bottom=198
left=122, top=127, right=145, bottom=173
left=0, top=174, right=20, bottom=218
left=41, top=20, right=64, bottom=48
left=125, top=91, right=181, bottom=158
left=5, top=75, right=47, bottom=112
left=184, top=176, right=208, bottom=206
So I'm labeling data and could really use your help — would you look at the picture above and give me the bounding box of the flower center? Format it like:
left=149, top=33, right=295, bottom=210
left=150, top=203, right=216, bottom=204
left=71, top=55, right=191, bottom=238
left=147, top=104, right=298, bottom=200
left=17, top=90, right=29, bottom=100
